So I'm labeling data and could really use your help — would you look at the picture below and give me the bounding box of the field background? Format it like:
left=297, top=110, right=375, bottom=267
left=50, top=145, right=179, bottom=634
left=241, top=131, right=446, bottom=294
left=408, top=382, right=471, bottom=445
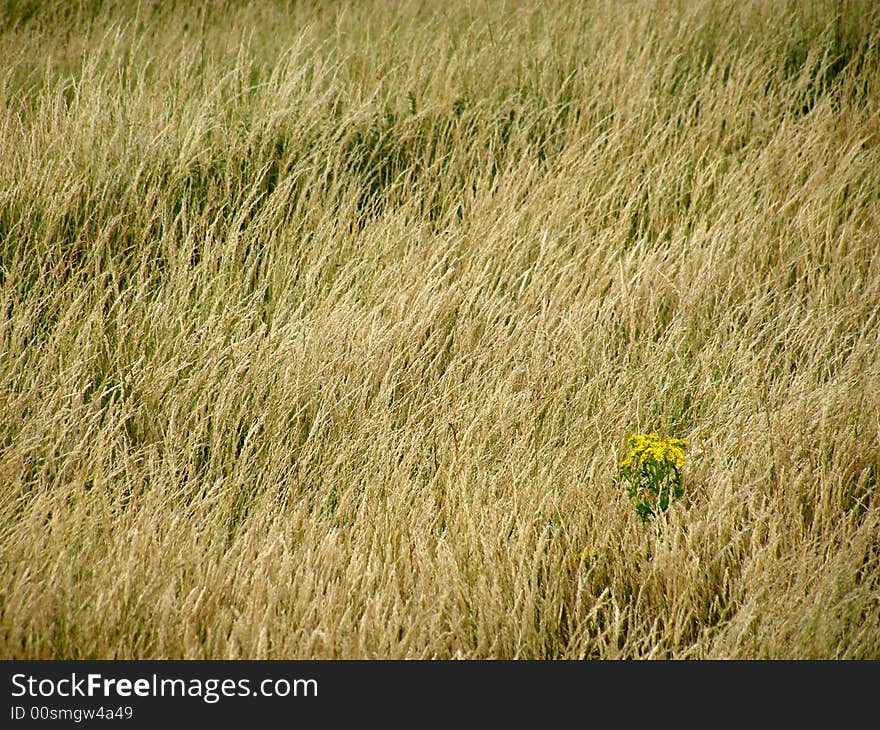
left=1, top=0, right=879, bottom=659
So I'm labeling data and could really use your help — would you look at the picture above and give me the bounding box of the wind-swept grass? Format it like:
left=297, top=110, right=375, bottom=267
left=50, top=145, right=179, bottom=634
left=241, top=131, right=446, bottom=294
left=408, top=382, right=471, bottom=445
left=1, top=0, right=879, bottom=658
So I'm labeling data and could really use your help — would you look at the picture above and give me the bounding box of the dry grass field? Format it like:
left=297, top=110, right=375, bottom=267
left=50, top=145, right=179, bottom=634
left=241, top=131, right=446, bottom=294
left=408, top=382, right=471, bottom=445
left=1, top=0, right=879, bottom=659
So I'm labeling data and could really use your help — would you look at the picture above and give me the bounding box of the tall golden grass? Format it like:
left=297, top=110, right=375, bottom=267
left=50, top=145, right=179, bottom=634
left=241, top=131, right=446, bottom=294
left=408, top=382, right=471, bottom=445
left=1, top=0, right=878, bottom=658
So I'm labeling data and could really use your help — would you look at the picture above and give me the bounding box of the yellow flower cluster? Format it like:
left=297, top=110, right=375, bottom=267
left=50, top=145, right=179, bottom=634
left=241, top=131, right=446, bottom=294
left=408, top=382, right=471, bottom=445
left=618, top=432, right=688, bottom=522
left=618, top=432, right=688, bottom=470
